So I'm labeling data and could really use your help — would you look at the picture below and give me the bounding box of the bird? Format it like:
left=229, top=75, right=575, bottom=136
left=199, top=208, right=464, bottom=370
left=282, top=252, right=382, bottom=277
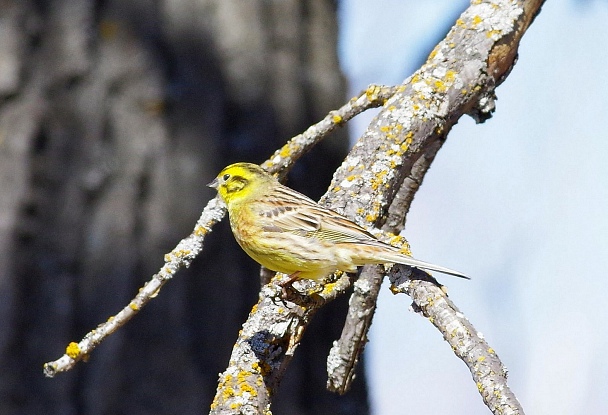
left=207, top=162, right=468, bottom=288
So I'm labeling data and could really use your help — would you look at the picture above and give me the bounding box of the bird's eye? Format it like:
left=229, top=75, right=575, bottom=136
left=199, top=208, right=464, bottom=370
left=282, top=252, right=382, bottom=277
left=223, top=173, right=230, bottom=181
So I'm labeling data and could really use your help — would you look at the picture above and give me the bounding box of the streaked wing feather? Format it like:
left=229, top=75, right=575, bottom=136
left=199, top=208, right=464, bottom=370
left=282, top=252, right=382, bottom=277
left=265, top=184, right=379, bottom=244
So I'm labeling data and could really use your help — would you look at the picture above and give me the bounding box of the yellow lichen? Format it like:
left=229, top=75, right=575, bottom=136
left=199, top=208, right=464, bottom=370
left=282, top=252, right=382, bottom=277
left=223, top=386, right=235, bottom=401
left=66, top=342, right=80, bottom=359
left=279, top=145, right=291, bottom=158
left=433, top=79, right=446, bottom=93
left=332, top=114, right=343, bottom=124
left=240, top=382, right=257, bottom=397
left=472, top=15, right=482, bottom=26
left=365, top=85, right=382, bottom=101
left=194, top=226, right=208, bottom=236
left=369, top=170, right=387, bottom=191
left=404, top=131, right=414, bottom=147
left=487, top=29, right=502, bottom=39
left=237, top=370, right=252, bottom=384
left=321, top=282, right=336, bottom=295
left=388, top=234, right=403, bottom=246
left=456, top=18, right=466, bottom=28
left=169, top=249, right=192, bottom=261
left=445, top=70, right=456, bottom=83
left=129, top=302, right=139, bottom=311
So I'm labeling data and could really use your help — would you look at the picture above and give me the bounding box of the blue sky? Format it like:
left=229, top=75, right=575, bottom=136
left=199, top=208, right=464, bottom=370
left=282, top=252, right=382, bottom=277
left=339, top=1, right=608, bottom=414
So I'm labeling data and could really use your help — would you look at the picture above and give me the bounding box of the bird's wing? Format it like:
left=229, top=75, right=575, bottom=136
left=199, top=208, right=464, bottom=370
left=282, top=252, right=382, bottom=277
left=263, top=184, right=380, bottom=244
left=313, top=207, right=379, bottom=243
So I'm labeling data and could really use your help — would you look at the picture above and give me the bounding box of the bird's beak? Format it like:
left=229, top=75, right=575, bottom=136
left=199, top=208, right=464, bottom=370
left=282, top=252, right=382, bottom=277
left=207, top=177, right=219, bottom=189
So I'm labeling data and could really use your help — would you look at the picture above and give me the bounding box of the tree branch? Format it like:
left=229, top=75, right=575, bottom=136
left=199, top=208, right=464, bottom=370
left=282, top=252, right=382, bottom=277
left=328, top=0, right=544, bottom=409
left=45, top=2, right=545, bottom=415
left=326, top=153, right=432, bottom=394
left=42, top=84, right=396, bottom=377
left=391, top=269, right=521, bottom=414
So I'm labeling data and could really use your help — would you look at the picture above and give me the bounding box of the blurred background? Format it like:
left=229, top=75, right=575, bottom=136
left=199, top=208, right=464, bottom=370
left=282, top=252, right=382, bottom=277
left=1, top=1, right=606, bottom=414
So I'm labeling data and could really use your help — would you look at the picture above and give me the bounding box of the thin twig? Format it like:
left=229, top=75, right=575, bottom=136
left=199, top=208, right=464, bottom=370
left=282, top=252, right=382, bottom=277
left=390, top=268, right=522, bottom=415
left=262, top=84, right=398, bottom=177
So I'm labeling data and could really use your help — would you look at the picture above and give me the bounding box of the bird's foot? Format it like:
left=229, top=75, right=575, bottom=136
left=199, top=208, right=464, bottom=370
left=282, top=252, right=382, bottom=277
left=278, top=271, right=301, bottom=299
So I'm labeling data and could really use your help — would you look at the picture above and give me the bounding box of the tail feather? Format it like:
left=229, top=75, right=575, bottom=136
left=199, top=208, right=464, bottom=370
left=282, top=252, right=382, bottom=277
left=378, top=251, right=469, bottom=280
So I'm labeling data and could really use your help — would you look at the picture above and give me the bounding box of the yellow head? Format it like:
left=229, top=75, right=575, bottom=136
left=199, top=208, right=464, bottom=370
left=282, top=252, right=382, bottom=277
left=207, top=162, right=274, bottom=206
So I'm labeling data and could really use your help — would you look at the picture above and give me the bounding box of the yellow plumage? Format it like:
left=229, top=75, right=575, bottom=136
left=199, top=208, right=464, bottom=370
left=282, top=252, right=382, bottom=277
left=208, top=162, right=468, bottom=282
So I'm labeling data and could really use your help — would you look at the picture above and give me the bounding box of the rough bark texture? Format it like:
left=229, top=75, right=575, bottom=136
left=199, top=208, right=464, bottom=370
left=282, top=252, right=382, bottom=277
left=210, top=1, right=543, bottom=414
left=328, top=0, right=545, bottom=405
left=0, top=1, right=356, bottom=414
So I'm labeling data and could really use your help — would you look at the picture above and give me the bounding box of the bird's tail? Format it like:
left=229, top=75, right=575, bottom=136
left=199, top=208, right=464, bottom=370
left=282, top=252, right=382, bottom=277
left=375, top=250, right=469, bottom=279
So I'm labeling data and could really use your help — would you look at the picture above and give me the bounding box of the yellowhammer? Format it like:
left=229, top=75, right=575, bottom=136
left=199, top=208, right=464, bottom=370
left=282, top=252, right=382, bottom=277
left=208, top=162, right=468, bottom=286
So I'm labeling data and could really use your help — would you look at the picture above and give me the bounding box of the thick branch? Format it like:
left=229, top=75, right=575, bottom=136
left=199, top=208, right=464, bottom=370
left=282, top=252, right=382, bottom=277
left=327, top=0, right=543, bottom=408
